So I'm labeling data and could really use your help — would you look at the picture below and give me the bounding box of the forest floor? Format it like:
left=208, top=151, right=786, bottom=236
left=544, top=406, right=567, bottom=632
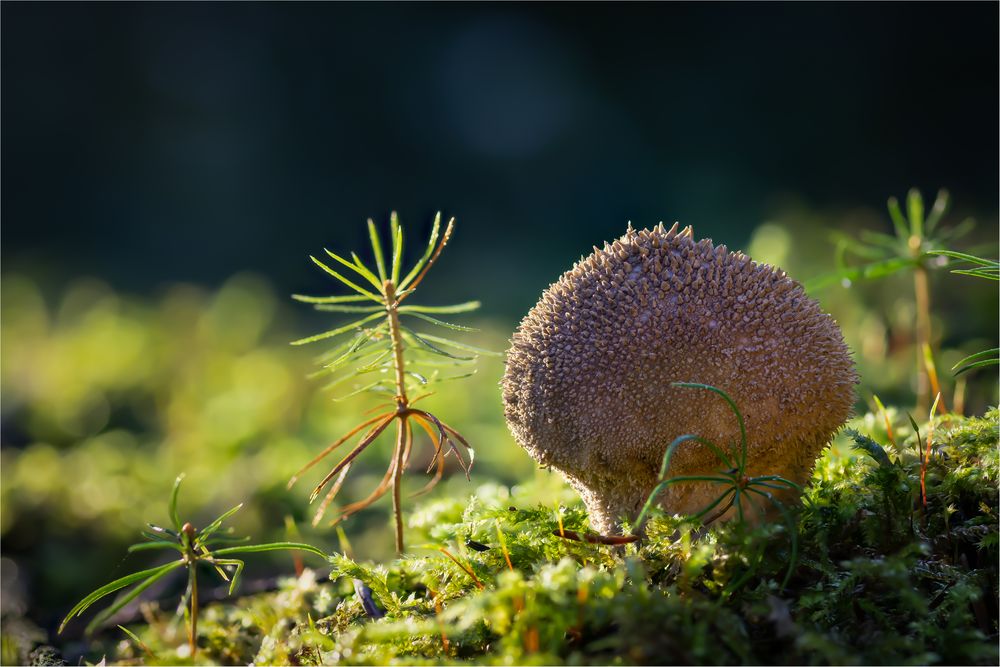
left=6, top=409, right=998, bottom=666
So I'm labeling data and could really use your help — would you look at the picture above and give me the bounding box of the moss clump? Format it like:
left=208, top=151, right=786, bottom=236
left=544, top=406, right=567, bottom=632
left=70, top=410, right=997, bottom=666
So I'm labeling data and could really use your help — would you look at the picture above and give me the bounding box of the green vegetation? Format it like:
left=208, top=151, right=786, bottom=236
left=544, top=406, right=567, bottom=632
left=633, top=383, right=801, bottom=592
left=58, top=475, right=326, bottom=658
left=1, top=194, right=996, bottom=665
left=33, top=409, right=998, bottom=666
left=807, top=188, right=996, bottom=413
left=288, top=213, right=494, bottom=552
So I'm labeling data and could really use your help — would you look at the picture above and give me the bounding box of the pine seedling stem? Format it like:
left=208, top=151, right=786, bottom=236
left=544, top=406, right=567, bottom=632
left=290, top=214, right=489, bottom=553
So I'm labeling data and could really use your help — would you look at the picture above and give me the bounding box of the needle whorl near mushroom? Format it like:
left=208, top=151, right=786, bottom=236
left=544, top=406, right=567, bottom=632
left=502, top=223, right=857, bottom=534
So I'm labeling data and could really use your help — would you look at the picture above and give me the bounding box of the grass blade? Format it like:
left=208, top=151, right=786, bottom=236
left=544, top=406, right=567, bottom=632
left=117, top=625, right=154, bottom=658
left=872, top=393, right=895, bottom=446
left=907, top=413, right=923, bottom=465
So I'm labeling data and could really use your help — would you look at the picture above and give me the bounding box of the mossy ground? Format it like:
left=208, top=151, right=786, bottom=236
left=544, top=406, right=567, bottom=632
left=8, top=409, right=998, bottom=666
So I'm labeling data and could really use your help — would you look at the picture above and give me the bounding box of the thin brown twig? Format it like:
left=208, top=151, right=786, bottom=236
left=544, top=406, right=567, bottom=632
left=873, top=395, right=895, bottom=447
left=439, top=547, right=485, bottom=589
left=427, top=585, right=450, bottom=654
left=312, top=463, right=353, bottom=527
left=921, top=393, right=942, bottom=509
left=398, top=219, right=454, bottom=303
left=309, top=414, right=395, bottom=501
left=288, top=413, right=389, bottom=488
left=412, top=409, right=471, bottom=477
left=923, top=343, right=949, bottom=415
left=411, top=415, right=445, bottom=497
left=328, top=459, right=398, bottom=526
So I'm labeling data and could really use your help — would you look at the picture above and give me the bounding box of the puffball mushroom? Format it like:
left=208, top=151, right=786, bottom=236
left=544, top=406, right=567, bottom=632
left=502, top=223, right=857, bottom=534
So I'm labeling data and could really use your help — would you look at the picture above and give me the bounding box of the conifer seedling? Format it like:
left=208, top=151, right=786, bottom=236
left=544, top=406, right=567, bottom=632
left=59, top=475, right=326, bottom=658
left=806, top=188, right=993, bottom=411
left=289, top=212, right=494, bottom=552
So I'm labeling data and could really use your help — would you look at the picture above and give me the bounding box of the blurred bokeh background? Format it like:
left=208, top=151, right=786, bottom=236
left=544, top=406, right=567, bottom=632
left=2, top=2, right=997, bottom=650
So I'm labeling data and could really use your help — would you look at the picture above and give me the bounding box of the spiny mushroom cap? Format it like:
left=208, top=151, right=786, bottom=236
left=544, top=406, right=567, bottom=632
left=502, top=223, right=857, bottom=534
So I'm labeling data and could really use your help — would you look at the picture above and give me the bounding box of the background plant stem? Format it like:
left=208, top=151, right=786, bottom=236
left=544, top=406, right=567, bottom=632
left=913, top=257, right=932, bottom=414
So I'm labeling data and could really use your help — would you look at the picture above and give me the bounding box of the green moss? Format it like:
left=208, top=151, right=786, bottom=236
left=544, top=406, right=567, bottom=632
left=68, top=410, right=998, bottom=665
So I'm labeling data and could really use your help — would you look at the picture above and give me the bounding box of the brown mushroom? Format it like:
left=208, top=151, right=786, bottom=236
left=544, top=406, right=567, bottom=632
left=502, top=223, right=857, bottom=534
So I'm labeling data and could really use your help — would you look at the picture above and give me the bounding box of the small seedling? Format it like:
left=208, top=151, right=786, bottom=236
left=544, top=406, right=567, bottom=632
left=289, top=212, right=494, bottom=552
left=807, top=188, right=984, bottom=412
left=59, top=475, right=326, bottom=658
left=632, top=382, right=802, bottom=591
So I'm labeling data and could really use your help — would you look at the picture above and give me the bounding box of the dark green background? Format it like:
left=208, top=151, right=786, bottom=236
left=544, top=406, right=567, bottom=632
left=3, top=2, right=998, bottom=315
